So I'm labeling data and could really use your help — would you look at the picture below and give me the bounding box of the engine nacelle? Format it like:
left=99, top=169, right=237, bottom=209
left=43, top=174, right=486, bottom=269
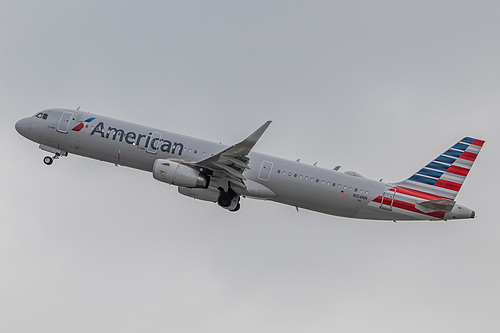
left=179, top=187, right=241, bottom=211
left=178, top=187, right=219, bottom=202
left=153, top=159, right=209, bottom=188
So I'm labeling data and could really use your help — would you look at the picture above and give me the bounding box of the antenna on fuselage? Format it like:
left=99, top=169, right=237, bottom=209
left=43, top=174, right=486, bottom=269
left=76, top=106, right=81, bottom=111
left=333, top=165, right=341, bottom=171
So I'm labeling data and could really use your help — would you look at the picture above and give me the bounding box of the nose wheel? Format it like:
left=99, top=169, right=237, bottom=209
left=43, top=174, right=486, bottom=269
left=43, top=156, right=53, bottom=165
left=43, top=152, right=61, bottom=166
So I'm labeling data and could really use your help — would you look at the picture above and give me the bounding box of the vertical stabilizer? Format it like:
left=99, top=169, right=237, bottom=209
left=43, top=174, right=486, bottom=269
left=396, top=137, right=485, bottom=200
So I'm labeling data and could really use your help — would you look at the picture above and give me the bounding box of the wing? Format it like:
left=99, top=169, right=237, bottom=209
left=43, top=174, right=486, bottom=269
left=187, top=121, right=272, bottom=189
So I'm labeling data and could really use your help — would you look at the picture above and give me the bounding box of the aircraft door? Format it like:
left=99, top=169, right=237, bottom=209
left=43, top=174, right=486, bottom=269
left=57, top=111, right=74, bottom=133
left=379, top=187, right=396, bottom=210
left=147, top=132, right=162, bottom=154
left=258, top=161, right=273, bottom=181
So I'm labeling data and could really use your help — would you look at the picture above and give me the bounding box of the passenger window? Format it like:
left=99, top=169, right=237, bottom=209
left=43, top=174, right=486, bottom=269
left=305, top=176, right=308, bottom=181
left=294, top=174, right=297, bottom=178
left=316, top=179, right=319, bottom=183
left=332, top=183, right=336, bottom=187
left=277, top=170, right=281, bottom=174
left=299, top=175, right=303, bottom=179
left=349, top=187, right=352, bottom=191
left=355, top=188, right=358, bottom=192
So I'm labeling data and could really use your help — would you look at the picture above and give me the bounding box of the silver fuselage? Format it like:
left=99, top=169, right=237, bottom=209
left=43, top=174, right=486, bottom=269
left=15, top=108, right=475, bottom=221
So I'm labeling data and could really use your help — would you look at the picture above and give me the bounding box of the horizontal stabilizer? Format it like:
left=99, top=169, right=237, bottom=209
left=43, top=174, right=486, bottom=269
left=416, top=198, right=455, bottom=212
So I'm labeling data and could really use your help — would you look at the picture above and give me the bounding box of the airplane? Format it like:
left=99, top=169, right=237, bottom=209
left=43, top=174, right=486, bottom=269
left=15, top=108, right=484, bottom=221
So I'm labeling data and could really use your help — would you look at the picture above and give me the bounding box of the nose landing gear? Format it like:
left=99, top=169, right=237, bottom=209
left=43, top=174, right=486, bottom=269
left=43, top=156, right=54, bottom=165
left=43, top=152, right=62, bottom=165
left=39, top=145, right=67, bottom=166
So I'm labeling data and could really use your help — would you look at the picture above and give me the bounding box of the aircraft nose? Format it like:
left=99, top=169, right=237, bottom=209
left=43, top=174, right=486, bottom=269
left=15, top=118, right=31, bottom=136
left=15, top=119, right=22, bottom=134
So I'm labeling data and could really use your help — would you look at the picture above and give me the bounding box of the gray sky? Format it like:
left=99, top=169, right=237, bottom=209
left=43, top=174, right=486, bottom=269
left=1, top=1, right=499, bottom=332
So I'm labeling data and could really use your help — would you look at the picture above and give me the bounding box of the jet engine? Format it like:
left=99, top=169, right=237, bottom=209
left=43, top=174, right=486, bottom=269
left=178, top=187, right=220, bottom=202
left=153, top=159, right=209, bottom=188
left=179, top=186, right=241, bottom=212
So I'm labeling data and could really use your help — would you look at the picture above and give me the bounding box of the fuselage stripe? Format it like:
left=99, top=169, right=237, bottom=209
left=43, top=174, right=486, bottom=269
left=392, top=186, right=443, bottom=200
left=372, top=196, right=446, bottom=219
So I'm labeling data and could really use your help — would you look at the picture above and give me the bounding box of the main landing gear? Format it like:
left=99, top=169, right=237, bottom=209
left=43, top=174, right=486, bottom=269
left=217, top=187, right=241, bottom=212
left=231, top=202, right=241, bottom=212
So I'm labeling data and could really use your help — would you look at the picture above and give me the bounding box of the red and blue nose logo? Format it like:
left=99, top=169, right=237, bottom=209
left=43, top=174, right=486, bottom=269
left=72, top=117, right=96, bottom=131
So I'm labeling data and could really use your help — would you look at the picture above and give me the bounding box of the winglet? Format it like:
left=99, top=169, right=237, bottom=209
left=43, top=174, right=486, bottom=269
left=236, top=121, right=272, bottom=151
left=220, top=121, right=271, bottom=158
left=190, top=121, right=272, bottom=189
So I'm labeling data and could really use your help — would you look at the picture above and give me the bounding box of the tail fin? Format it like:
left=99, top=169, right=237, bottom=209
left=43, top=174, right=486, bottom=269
left=396, top=137, right=485, bottom=200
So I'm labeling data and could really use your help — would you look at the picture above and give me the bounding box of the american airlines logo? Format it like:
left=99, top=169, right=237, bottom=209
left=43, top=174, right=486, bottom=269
left=89, top=121, right=184, bottom=155
left=72, top=117, right=96, bottom=131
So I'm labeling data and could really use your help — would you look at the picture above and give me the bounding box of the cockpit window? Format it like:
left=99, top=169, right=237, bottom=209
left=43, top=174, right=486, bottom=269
left=35, top=112, right=48, bottom=120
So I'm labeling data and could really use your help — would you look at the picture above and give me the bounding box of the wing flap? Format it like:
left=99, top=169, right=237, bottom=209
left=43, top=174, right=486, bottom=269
left=220, top=156, right=250, bottom=170
left=213, top=162, right=247, bottom=180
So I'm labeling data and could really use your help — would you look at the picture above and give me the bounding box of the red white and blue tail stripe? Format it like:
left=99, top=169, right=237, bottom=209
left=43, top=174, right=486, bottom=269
left=397, top=137, right=485, bottom=200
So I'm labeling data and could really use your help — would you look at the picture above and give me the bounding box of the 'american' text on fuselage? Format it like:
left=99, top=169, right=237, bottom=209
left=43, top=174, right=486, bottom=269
left=90, top=121, right=184, bottom=155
